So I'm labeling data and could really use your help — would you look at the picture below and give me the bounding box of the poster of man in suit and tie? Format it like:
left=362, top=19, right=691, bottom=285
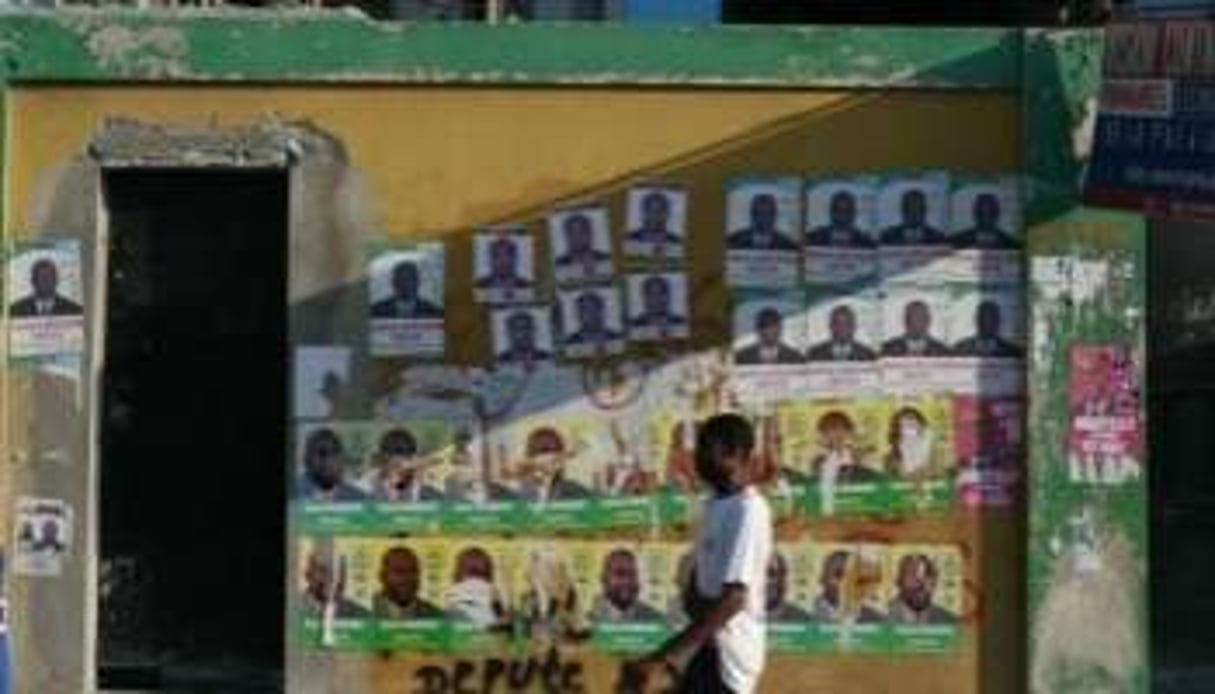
left=948, top=289, right=1026, bottom=396
left=724, top=177, right=802, bottom=288
left=558, top=286, right=626, bottom=359
left=877, top=174, right=952, bottom=281
left=947, top=178, right=1023, bottom=282
left=624, top=186, right=687, bottom=260
left=6, top=240, right=85, bottom=359
left=490, top=305, right=555, bottom=370
left=625, top=273, right=690, bottom=342
left=368, top=242, right=445, bottom=357
left=474, top=228, right=536, bottom=305
left=548, top=206, right=614, bottom=285
left=802, top=291, right=882, bottom=396
left=803, top=178, right=879, bottom=284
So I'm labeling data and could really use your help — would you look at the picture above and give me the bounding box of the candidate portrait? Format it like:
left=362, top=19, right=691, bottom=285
left=880, top=187, right=947, bottom=246
left=727, top=192, right=799, bottom=252
left=9, top=257, right=83, bottom=318
left=370, top=258, right=443, bottom=320
left=805, top=189, right=876, bottom=249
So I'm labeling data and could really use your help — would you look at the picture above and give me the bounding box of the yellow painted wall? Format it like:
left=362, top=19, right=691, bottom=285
left=6, top=85, right=1022, bottom=694
left=8, top=87, right=1017, bottom=234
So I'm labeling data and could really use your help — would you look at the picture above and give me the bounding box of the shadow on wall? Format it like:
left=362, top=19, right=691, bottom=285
left=278, top=33, right=1093, bottom=694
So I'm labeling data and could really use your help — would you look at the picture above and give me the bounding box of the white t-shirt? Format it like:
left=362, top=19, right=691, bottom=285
left=694, top=487, right=773, bottom=694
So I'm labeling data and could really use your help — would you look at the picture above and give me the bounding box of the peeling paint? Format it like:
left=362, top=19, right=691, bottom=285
left=81, top=24, right=188, bottom=78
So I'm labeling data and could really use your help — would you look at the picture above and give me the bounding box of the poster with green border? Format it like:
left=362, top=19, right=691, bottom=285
left=441, top=499, right=526, bottom=534
left=803, top=622, right=888, bottom=654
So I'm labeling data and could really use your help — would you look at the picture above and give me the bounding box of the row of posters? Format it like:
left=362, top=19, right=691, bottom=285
left=298, top=537, right=962, bottom=655
left=366, top=174, right=1021, bottom=358
left=293, top=360, right=1022, bottom=533
left=4, top=240, right=85, bottom=360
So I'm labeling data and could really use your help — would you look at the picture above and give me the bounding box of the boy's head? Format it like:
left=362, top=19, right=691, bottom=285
left=694, top=413, right=756, bottom=493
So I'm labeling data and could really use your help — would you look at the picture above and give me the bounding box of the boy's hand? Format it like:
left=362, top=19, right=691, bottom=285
left=618, top=655, right=664, bottom=692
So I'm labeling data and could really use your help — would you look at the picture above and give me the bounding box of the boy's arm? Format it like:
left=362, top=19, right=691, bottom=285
left=625, top=584, right=747, bottom=681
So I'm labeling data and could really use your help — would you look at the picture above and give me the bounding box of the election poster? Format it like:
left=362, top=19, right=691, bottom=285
left=803, top=177, right=879, bottom=284
left=6, top=239, right=85, bottom=360
left=725, top=177, right=802, bottom=288
left=368, top=242, right=445, bottom=357
left=1067, top=344, right=1143, bottom=485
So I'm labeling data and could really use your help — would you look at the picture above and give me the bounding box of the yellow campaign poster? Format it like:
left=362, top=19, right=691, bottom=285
left=585, top=541, right=676, bottom=653
left=767, top=542, right=815, bottom=651
left=803, top=542, right=889, bottom=653
left=878, top=395, right=956, bottom=480
left=879, top=395, right=959, bottom=512
left=296, top=536, right=374, bottom=649
left=786, top=399, right=887, bottom=516
left=646, top=408, right=698, bottom=495
left=885, top=544, right=963, bottom=654
left=360, top=537, right=448, bottom=651
left=442, top=539, right=516, bottom=652
left=509, top=540, right=593, bottom=649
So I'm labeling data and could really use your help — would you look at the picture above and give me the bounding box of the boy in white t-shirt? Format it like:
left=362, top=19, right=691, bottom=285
left=621, top=414, right=774, bottom=694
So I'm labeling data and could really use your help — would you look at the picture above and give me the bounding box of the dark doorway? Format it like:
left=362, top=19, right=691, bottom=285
left=1148, top=219, right=1215, bottom=693
left=99, top=170, right=287, bottom=692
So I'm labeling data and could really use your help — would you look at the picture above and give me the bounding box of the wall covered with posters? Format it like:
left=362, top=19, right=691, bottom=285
left=7, top=85, right=1023, bottom=693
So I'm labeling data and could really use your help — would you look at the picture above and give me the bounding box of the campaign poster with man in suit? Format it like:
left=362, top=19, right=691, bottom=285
left=368, top=242, right=445, bottom=357
left=6, top=240, right=85, bottom=359
left=725, top=178, right=802, bottom=288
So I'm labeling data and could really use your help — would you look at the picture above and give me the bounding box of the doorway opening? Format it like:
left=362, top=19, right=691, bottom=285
left=1148, top=219, right=1215, bottom=692
left=98, top=170, right=288, bottom=692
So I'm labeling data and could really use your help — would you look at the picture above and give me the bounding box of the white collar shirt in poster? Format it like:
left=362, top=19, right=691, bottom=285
left=694, top=487, right=773, bottom=694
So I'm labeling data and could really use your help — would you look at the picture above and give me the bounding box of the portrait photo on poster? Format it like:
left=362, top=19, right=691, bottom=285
left=804, top=291, right=880, bottom=363
left=298, top=538, right=371, bottom=624
left=880, top=396, right=956, bottom=482
left=474, top=227, right=536, bottom=305
left=731, top=292, right=807, bottom=367
left=6, top=239, right=85, bottom=359
left=365, top=538, right=447, bottom=624
left=880, top=287, right=952, bottom=359
left=624, top=185, right=688, bottom=260
left=363, top=421, right=457, bottom=505
left=512, top=542, right=591, bottom=645
left=885, top=546, right=962, bottom=631
left=294, top=346, right=353, bottom=419
left=626, top=272, right=690, bottom=341
left=948, top=289, right=1025, bottom=359
left=589, top=544, right=668, bottom=626
left=804, top=178, right=879, bottom=250
left=877, top=174, right=951, bottom=247
left=491, top=305, right=555, bottom=369
left=807, top=543, right=889, bottom=626
left=443, top=541, right=513, bottom=634
left=797, top=400, right=885, bottom=486
left=765, top=544, right=815, bottom=624
left=13, top=497, right=73, bottom=577
left=493, top=414, right=599, bottom=505
left=558, top=285, right=626, bottom=359
left=949, top=179, right=1023, bottom=251
left=367, top=243, right=446, bottom=357
left=548, top=206, right=614, bottom=285
left=725, top=177, right=803, bottom=288
left=295, top=422, right=372, bottom=504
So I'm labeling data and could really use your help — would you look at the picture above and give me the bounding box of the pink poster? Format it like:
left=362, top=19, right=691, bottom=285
left=953, top=395, right=1024, bottom=507
left=1067, top=345, right=1142, bottom=485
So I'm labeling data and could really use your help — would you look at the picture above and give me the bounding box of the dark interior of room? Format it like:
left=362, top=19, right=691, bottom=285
left=99, top=170, right=287, bottom=693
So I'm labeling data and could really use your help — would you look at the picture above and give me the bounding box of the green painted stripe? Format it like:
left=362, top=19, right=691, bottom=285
left=0, top=13, right=1018, bottom=87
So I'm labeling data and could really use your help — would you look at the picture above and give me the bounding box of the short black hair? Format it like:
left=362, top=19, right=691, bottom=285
left=696, top=413, right=756, bottom=462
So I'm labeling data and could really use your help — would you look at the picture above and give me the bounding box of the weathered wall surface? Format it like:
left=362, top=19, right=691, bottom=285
left=1022, top=29, right=1150, bottom=694
left=5, top=84, right=1022, bottom=694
